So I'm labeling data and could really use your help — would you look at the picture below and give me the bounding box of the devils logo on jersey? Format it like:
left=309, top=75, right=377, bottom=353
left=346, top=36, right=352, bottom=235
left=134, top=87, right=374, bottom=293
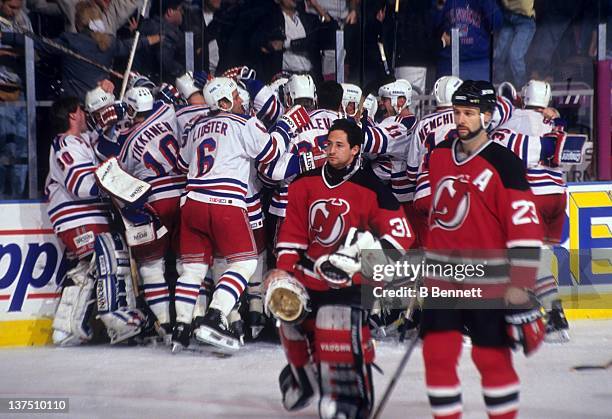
left=431, top=176, right=470, bottom=230
left=309, top=198, right=350, bottom=246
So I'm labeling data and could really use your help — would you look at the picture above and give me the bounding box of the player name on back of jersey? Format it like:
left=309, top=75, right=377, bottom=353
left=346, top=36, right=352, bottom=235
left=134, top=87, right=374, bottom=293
left=131, top=121, right=175, bottom=161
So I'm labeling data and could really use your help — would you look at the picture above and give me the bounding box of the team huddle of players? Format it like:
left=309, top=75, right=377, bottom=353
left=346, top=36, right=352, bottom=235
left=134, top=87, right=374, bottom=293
left=45, top=67, right=580, bottom=418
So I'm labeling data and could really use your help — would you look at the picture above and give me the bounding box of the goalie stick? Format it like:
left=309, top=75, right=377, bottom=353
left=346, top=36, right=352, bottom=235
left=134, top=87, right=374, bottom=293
left=0, top=16, right=124, bottom=79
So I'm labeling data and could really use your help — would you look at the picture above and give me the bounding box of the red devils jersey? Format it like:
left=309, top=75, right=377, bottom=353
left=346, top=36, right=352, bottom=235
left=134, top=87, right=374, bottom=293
left=276, top=162, right=414, bottom=291
left=422, top=137, right=543, bottom=294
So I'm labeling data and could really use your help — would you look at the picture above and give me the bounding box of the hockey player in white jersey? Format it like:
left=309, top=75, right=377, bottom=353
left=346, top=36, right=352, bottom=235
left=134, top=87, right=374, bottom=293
left=175, top=71, right=211, bottom=137
left=502, top=79, right=571, bottom=341
left=369, top=79, right=418, bottom=216
left=340, top=83, right=362, bottom=118
left=113, top=87, right=184, bottom=339
left=46, top=97, right=146, bottom=346
left=173, top=77, right=310, bottom=352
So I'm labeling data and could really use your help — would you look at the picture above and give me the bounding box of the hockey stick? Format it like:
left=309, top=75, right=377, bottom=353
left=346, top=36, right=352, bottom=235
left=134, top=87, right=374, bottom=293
left=0, top=16, right=124, bottom=79
left=390, top=0, right=400, bottom=71
left=377, top=41, right=391, bottom=76
left=370, top=330, right=419, bottom=419
left=119, top=0, right=150, bottom=99
left=572, top=360, right=612, bottom=371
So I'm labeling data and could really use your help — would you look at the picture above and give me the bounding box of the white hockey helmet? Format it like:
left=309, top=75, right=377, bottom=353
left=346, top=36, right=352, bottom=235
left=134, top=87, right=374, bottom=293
left=285, top=74, right=316, bottom=105
left=175, top=71, right=200, bottom=101
left=203, top=77, right=238, bottom=111
left=521, top=80, right=551, bottom=108
left=237, top=82, right=251, bottom=114
left=341, top=83, right=362, bottom=117
left=378, top=79, right=412, bottom=112
left=362, top=93, right=378, bottom=119
left=85, top=86, right=115, bottom=113
left=127, top=73, right=156, bottom=92
left=433, top=76, right=463, bottom=107
left=125, top=87, right=154, bottom=116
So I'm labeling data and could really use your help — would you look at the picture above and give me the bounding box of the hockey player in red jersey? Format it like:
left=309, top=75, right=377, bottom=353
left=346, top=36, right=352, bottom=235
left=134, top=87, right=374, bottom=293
left=414, top=81, right=545, bottom=419
left=268, top=119, right=414, bottom=418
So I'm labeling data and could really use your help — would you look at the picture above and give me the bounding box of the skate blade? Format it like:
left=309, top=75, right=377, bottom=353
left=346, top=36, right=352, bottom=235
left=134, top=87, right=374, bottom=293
left=194, top=326, right=240, bottom=353
left=544, top=329, right=570, bottom=343
left=251, top=326, right=264, bottom=340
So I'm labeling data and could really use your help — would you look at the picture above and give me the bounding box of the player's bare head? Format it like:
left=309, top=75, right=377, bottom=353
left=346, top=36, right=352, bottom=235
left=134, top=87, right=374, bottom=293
left=452, top=80, right=495, bottom=142
left=51, top=96, right=86, bottom=135
left=326, top=119, right=362, bottom=169
left=276, top=0, right=297, bottom=11
left=317, top=81, right=343, bottom=112
left=204, top=0, right=221, bottom=12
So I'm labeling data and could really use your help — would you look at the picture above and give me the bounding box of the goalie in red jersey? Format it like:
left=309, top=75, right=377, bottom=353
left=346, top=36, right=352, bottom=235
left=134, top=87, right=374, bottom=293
left=264, top=119, right=414, bottom=419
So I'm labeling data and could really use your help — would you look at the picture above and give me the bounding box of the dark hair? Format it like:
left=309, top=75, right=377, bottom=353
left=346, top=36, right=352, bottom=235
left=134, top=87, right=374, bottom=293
left=151, top=0, right=183, bottom=17
left=50, top=96, right=81, bottom=135
left=329, top=118, right=362, bottom=148
left=317, top=80, right=343, bottom=111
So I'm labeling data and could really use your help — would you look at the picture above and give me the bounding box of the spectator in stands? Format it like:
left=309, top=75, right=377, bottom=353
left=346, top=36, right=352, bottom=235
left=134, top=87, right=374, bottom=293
left=54, top=0, right=141, bottom=33
left=390, top=0, right=439, bottom=95
left=432, top=0, right=502, bottom=81
left=304, top=0, right=358, bottom=80
left=1, top=0, right=160, bottom=98
left=493, top=0, right=536, bottom=88
left=0, top=0, right=29, bottom=199
left=182, top=0, right=224, bottom=75
left=251, top=0, right=321, bottom=83
left=138, top=0, right=185, bottom=84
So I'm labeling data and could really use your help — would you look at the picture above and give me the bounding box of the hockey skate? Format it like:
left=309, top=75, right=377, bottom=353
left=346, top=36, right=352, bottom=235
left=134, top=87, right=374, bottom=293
left=171, top=322, right=192, bottom=353
left=545, top=300, right=570, bottom=343
left=193, top=308, right=240, bottom=352
left=248, top=311, right=266, bottom=340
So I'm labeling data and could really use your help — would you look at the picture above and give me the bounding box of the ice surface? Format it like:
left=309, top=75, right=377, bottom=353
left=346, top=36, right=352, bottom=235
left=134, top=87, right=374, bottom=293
left=1, top=320, right=611, bottom=419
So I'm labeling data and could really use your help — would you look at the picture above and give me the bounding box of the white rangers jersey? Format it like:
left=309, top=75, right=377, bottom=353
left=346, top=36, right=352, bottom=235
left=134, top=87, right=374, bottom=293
left=176, top=104, right=211, bottom=142
left=45, top=133, right=112, bottom=233
left=370, top=114, right=417, bottom=203
left=178, top=112, right=283, bottom=210
left=501, top=108, right=564, bottom=195
left=117, top=102, right=185, bottom=203
left=268, top=108, right=338, bottom=218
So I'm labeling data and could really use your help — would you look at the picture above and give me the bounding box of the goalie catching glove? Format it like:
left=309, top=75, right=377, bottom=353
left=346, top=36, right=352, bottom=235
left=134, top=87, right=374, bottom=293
left=264, top=269, right=310, bottom=325
left=314, top=228, right=385, bottom=289
left=505, top=293, right=545, bottom=356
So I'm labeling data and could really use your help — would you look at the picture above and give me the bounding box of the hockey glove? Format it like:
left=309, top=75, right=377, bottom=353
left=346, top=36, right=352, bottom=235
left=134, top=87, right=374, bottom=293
left=192, top=70, right=210, bottom=88
left=158, top=83, right=184, bottom=106
left=540, top=131, right=566, bottom=168
left=505, top=294, right=545, bottom=356
left=242, top=78, right=265, bottom=99
left=298, top=150, right=326, bottom=173
left=277, top=105, right=310, bottom=135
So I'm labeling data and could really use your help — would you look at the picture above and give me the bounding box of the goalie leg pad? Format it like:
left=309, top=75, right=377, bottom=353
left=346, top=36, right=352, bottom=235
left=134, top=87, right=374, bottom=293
left=176, top=262, right=209, bottom=324
left=314, top=305, right=375, bottom=419
left=98, top=308, right=146, bottom=344
left=94, top=232, right=134, bottom=311
left=52, top=259, right=95, bottom=346
left=279, top=321, right=318, bottom=411
left=139, top=258, right=170, bottom=325
left=210, top=258, right=257, bottom=316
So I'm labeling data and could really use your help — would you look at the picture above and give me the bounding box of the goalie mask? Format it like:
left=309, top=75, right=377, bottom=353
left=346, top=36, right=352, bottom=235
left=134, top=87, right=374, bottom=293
left=85, top=86, right=115, bottom=130
left=125, top=87, right=154, bottom=119
left=285, top=74, right=316, bottom=109
left=264, top=270, right=310, bottom=325
left=379, top=79, right=412, bottom=113
left=341, top=83, right=362, bottom=117
left=203, top=77, right=237, bottom=111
